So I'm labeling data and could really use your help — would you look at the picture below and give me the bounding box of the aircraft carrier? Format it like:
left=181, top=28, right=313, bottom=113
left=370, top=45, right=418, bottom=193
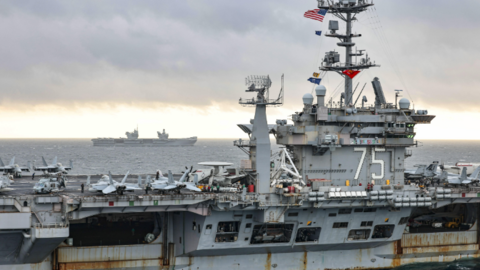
left=92, top=128, right=197, bottom=147
left=1, top=0, right=479, bottom=269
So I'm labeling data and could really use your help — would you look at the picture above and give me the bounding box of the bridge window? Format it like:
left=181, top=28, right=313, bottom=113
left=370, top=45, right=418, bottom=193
left=372, top=225, right=395, bottom=239
left=215, top=222, right=240, bottom=243
left=250, top=224, right=294, bottom=244
left=354, top=208, right=364, bottom=213
left=360, top=221, right=373, bottom=227
left=332, top=222, right=348, bottom=228
left=295, top=228, right=321, bottom=243
left=348, top=229, right=371, bottom=241
left=339, top=209, right=352, bottom=215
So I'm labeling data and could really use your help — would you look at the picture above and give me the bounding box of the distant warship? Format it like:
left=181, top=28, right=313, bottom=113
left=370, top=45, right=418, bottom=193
left=92, top=128, right=197, bottom=147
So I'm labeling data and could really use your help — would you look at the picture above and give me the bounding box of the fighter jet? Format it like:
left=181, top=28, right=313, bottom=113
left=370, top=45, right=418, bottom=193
left=88, top=171, right=142, bottom=195
left=0, top=176, right=11, bottom=192
left=33, top=156, right=73, bottom=174
left=442, top=167, right=480, bottom=186
left=150, top=168, right=201, bottom=192
left=404, top=161, right=440, bottom=180
left=0, top=157, right=30, bottom=178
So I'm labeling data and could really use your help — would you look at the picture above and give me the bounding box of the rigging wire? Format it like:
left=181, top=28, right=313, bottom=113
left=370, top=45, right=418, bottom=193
left=367, top=7, right=415, bottom=107
left=373, top=7, right=414, bottom=106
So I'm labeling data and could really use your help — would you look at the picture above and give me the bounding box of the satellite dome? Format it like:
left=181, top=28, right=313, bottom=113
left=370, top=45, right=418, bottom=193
left=399, top=98, right=410, bottom=109
left=303, top=93, right=314, bottom=105
left=315, top=85, right=327, bottom=96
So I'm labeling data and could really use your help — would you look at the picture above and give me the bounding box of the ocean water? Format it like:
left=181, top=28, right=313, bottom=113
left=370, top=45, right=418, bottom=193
left=1, top=138, right=479, bottom=175
left=2, top=138, right=480, bottom=269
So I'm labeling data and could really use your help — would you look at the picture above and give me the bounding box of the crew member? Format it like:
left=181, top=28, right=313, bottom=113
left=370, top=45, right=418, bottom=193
left=81, top=183, right=84, bottom=193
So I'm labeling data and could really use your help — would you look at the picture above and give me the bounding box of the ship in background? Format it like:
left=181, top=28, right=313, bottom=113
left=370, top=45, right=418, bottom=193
left=92, top=127, right=197, bottom=147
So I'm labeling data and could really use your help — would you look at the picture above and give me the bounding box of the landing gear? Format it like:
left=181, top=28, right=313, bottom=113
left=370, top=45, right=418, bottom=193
left=116, top=187, right=125, bottom=195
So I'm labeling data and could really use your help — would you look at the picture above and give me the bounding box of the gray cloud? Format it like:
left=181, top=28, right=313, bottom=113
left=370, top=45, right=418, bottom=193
left=0, top=0, right=478, bottom=111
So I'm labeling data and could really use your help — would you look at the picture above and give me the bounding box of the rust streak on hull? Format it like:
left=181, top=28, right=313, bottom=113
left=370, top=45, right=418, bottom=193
left=265, top=253, right=271, bottom=270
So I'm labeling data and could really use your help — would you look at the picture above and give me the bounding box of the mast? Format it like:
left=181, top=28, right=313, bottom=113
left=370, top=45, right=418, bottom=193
left=319, top=0, right=378, bottom=107
left=239, top=75, right=283, bottom=194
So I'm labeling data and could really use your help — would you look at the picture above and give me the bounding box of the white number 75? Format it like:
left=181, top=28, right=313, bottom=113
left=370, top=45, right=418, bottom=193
left=354, top=147, right=385, bottom=180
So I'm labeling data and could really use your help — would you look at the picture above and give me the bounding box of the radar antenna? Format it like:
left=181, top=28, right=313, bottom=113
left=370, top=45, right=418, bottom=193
left=240, top=75, right=284, bottom=107
left=319, top=0, right=379, bottom=107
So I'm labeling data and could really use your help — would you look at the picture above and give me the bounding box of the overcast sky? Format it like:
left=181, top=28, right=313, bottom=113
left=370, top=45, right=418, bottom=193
left=0, top=0, right=479, bottom=139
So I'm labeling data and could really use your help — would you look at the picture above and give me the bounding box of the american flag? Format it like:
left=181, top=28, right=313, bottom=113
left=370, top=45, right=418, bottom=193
left=304, top=8, right=329, bottom=22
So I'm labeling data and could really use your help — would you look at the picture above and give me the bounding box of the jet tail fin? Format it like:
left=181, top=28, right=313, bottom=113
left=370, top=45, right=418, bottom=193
left=179, top=167, right=191, bottom=182
left=41, top=156, right=48, bottom=166
left=9, top=157, right=15, bottom=166
left=460, top=167, right=468, bottom=180
left=0, top=158, right=5, bottom=167
left=108, top=171, right=114, bottom=185
left=194, top=174, right=199, bottom=185
left=52, top=156, right=57, bottom=166
left=471, top=166, right=480, bottom=180
left=167, top=170, right=174, bottom=184
left=147, top=175, right=151, bottom=184
left=414, top=165, right=426, bottom=175
left=70, top=160, right=73, bottom=169
left=87, top=176, right=91, bottom=186
left=121, top=171, right=130, bottom=184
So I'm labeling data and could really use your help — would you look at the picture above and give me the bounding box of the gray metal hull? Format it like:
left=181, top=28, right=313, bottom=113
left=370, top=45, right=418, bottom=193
left=91, top=137, right=197, bottom=147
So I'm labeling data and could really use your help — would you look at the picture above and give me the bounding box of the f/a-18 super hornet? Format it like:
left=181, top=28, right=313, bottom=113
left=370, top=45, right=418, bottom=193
left=0, top=157, right=30, bottom=178
left=150, top=168, right=201, bottom=192
left=404, top=161, right=441, bottom=180
left=33, top=156, right=73, bottom=174
left=442, top=166, right=480, bottom=186
left=88, top=171, right=142, bottom=195
left=0, top=176, right=11, bottom=192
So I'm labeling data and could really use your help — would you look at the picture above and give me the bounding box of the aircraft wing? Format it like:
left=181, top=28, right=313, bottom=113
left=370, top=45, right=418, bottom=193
left=20, top=167, right=30, bottom=172
left=125, top=184, right=142, bottom=191
left=0, top=167, right=10, bottom=172
left=102, top=185, right=116, bottom=194
left=162, top=184, right=178, bottom=190
left=34, top=166, right=52, bottom=171
left=151, top=184, right=169, bottom=190
left=447, top=178, right=461, bottom=185
left=184, top=183, right=201, bottom=192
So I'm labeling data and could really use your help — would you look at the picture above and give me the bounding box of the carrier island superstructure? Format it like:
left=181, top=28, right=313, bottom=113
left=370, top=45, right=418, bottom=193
left=1, top=1, right=480, bottom=269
